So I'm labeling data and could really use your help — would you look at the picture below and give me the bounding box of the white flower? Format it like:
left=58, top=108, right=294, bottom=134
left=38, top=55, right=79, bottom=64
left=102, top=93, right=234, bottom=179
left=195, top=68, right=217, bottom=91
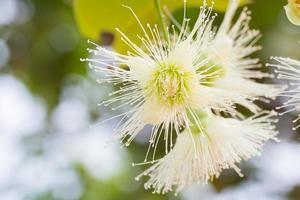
left=82, top=3, right=248, bottom=154
left=81, top=0, right=282, bottom=195
left=284, top=0, right=300, bottom=25
left=202, top=0, right=281, bottom=113
left=267, top=56, right=300, bottom=129
left=136, top=111, right=278, bottom=195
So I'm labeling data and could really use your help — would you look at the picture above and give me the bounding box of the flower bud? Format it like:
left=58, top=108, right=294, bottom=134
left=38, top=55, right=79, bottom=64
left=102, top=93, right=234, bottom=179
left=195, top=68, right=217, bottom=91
left=284, top=0, right=300, bottom=25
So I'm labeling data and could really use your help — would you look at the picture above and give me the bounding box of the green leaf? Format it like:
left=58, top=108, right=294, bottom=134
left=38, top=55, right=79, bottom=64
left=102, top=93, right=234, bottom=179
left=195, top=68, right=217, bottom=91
left=73, top=0, right=250, bottom=53
left=206, top=0, right=251, bottom=12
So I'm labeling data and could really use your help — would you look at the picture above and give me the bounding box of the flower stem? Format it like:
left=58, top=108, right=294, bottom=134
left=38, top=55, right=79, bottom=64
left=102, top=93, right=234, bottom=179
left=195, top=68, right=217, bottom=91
left=154, top=0, right=169, bottom=42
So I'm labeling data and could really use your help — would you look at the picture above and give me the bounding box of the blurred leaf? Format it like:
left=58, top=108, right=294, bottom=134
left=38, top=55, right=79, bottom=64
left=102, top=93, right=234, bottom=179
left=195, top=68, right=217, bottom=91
left=73, top=0, right=250, bottom=53
left=209, top=0, right=251, bottom=11
left=248, top=0, right=286, bottom=31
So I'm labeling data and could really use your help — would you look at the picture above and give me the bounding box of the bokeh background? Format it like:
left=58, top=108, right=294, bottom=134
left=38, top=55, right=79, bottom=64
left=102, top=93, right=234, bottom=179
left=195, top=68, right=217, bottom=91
left=1, top=0, right=300, bottom=199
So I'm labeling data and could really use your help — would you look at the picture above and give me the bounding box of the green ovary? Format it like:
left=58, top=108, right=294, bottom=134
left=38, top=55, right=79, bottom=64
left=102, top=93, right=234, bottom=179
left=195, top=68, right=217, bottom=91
left=146, top=64, right=193, bottom=106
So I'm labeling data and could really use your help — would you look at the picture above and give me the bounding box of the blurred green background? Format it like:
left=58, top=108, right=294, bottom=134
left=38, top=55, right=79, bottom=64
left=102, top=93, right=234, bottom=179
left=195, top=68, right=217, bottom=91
left=1, top=0, right=300, bottom=200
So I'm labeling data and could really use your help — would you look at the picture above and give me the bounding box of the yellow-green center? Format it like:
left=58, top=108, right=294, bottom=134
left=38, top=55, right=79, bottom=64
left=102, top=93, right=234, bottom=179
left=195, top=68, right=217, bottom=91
left=146, top=64, right=193, bottom=106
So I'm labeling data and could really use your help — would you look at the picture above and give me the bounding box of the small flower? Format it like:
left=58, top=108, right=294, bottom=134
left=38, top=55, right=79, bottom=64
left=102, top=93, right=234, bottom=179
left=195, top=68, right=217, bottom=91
left=136, top=110, right=278, bottom=195
left=267, top=56, right=300, bottom=129
left=284, top=0, right=300, bottom=25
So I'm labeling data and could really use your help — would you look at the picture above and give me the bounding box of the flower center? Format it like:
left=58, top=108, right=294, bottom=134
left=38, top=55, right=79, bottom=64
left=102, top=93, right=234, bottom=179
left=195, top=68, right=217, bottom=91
left=147, top=64, right=193, bottom=106
left=160, top=70, right=181, bottom=98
